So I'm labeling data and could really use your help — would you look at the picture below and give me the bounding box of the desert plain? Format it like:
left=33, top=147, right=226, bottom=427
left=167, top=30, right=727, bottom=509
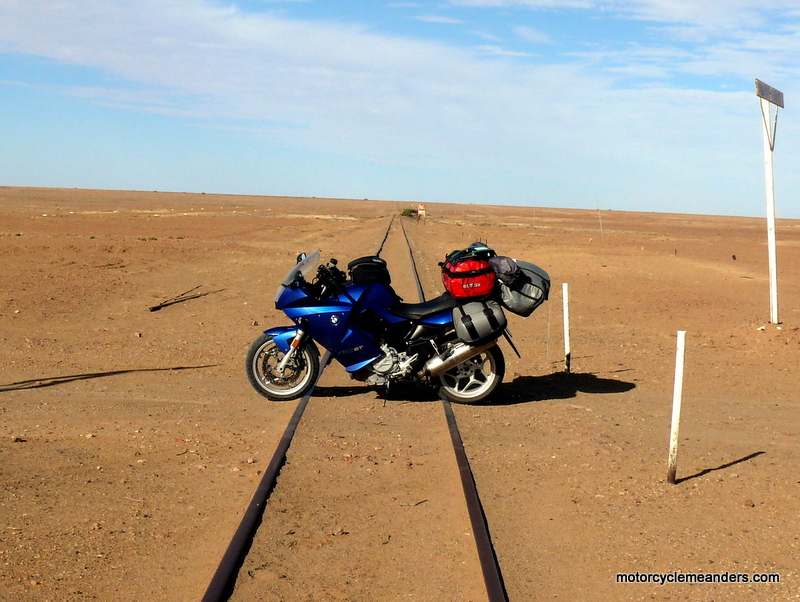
left=1, top=186, right=799, bottom=601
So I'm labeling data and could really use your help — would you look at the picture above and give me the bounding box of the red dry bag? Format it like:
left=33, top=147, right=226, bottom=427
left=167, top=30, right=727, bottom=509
left=441, top=257, right=497, bottom=298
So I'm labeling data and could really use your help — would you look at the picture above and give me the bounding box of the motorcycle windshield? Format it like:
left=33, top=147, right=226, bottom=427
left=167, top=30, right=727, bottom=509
left=275, top=250, right=321, bottom=304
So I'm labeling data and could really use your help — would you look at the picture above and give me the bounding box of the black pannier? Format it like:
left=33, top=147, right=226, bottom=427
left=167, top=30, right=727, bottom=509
left=348, top=256, right=391, bottom=285
left=452, top=299, right=507, bottom=345
left=491, top=258, right=550, bottom=317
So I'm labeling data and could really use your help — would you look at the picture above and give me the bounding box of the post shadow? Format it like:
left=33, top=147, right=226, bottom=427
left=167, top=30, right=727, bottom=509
left=0, top=365, right=219, bottom=392
left=675, top=451, right=766, bottom=484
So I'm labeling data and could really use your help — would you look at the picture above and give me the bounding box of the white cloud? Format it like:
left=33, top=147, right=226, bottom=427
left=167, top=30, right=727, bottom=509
left=514, top=25, right=552, bottom=44
left=0, top=0, right=565, bottom=165
left=477, top=44, right=533, bottom=56
left=620, top=0, right=800, bottom=29
left=448, top=0, right=594, bottom=8
left=471, top=30, right=503, bottom=42
left=448, top=0, right=800, bottom=31
left=415, top=15, right=464, bottom=24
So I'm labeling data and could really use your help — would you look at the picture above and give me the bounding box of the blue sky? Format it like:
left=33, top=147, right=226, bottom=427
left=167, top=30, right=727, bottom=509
left=1, top=1, right=798, bottom=217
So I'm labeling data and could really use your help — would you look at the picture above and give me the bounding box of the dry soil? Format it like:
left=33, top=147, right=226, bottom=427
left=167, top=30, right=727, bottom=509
left=1, top=187, right=799, bottom=601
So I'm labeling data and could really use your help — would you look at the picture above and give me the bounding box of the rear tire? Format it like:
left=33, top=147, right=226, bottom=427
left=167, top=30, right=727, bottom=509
left=246, top=334, right=319, bottom=401
left=438, top=344, right=505, bottom=404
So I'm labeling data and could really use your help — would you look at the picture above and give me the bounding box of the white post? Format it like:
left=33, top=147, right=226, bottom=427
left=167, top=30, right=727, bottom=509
left=761, top=97, right=779, bottom=324
left=562, top=283, right=570, bottom=373
left=667, top=331, right=686, bottom=485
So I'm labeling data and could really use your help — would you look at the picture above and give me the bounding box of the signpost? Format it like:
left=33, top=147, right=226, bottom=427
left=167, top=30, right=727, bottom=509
left=755, top=79, right=784, bottom=324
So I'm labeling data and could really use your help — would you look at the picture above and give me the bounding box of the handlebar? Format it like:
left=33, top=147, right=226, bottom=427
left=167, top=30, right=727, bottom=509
left=313, top=259, right=347, bottom=297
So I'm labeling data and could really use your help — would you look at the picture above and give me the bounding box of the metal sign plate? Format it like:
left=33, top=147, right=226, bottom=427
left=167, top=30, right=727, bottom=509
left=755, top=79, right=785, bottom=108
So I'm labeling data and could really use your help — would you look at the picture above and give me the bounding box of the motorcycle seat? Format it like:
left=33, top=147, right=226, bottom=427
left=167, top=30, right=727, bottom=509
left=388, top=292, right=458, bottom=320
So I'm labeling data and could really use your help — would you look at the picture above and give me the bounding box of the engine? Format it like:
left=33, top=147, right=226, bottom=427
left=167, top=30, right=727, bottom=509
left=353, top=345, right=418, bottom=386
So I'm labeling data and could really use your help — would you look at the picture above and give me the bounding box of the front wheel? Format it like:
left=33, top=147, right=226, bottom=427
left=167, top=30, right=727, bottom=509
left=438, top=344, right=505, bottom=404
left=246, top=334, right=320, bottom=401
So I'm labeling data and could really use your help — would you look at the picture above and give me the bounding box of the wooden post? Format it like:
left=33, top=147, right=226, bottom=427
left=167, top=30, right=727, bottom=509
left=562, top=283, right=570, bottom=373
left=667, top=331, right=686, bottom=485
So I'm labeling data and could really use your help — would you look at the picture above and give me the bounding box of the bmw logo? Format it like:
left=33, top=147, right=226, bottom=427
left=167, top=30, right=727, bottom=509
left=330, top=315, right=340, bottom=325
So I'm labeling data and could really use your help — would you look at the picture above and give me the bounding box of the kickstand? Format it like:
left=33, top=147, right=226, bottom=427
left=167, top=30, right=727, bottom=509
left=382, top=381, right=390, bottom=407
left=502, top=328, right=521, bottom=358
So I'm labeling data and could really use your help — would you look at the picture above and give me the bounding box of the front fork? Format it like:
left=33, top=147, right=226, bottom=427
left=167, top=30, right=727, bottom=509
left=276, top=329, right=306, bottom=375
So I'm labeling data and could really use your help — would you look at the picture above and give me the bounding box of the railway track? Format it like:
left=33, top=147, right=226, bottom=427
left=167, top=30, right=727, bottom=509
left=202, top=215, right=507, bottom=602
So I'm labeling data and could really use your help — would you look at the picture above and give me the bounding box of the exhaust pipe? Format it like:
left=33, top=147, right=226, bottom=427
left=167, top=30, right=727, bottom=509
left=423, top=339, right=499, bottom=378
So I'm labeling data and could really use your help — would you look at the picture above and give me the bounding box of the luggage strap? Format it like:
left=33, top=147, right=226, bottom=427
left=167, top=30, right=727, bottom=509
left=442, top=263, right=494, bottom=279
left=460, top=304, right=501, bottom=341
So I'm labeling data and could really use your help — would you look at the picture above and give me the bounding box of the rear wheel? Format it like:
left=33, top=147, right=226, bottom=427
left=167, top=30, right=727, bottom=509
left=438, top=344, right=505, bottom=404
left=246, top=334, right=319, bottom=401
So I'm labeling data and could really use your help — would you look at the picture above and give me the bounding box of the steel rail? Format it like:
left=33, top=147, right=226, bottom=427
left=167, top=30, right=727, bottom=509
left=201, top=215, right=396, bottom=602
left=400, top=217, right=508, bottom=602
left=375, top=213, right=395, bottom=258
left=398, top=217, right=426, bottom=303
left=442, top=400, right=508, bottom=602
left=200, top=352, right=330, bottom=602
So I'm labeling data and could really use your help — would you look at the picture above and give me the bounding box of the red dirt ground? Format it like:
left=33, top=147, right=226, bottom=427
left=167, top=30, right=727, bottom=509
left=1, top=187, right=799, bottom=601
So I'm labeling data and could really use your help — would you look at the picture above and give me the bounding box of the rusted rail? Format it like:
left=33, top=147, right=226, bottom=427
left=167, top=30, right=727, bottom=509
left=400, top=217, right=508, bottom=601
left=201, top=216, right=395, bottom=602
left=200, top=352, right=330, bottom=602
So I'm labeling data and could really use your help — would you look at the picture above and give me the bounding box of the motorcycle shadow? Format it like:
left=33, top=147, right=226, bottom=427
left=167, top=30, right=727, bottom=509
left=314, top=383, right=440, bottom=403
left=495, top=371, right=636, bottom=405
left=314, top=371, right=636, bottom=405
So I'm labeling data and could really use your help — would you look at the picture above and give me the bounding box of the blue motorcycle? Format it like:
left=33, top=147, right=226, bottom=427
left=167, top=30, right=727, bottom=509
left=245, top=250, right=507, bottom=404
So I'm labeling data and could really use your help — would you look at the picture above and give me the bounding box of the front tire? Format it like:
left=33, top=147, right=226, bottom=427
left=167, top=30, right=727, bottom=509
left=246, top=334, right=320, bottom=401
left=438, top=344, right=505, bottom=404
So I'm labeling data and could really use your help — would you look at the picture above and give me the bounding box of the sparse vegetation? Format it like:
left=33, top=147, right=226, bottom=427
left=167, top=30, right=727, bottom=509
left=401, top=208, right=418, bottom=217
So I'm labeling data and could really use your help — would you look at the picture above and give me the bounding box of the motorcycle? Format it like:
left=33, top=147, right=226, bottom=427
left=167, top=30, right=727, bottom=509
left=245, top=250, right=512, bottom=404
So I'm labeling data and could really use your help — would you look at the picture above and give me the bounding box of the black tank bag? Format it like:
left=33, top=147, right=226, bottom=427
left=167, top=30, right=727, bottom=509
left=347, top=256, right=391, bottom=285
